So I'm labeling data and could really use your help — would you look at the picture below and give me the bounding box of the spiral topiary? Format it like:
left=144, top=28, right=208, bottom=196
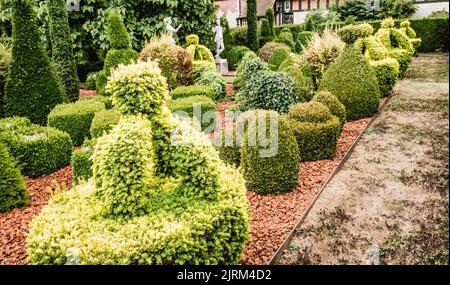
left=27, top=61, right=249, bottom=265
left=286, top=101, right=341, bottom=161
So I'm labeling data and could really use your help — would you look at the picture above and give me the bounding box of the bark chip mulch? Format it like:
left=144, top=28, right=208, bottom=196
left=0, top=166, right=73, bottom=265
left=241, top=118, right=371, bottom=265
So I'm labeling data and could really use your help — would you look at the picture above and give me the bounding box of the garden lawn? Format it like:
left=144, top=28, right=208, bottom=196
left=277, top=53, right=449, bottom=265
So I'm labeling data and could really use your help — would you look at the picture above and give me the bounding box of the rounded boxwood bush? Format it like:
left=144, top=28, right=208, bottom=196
left=319, top=44, right=380, bottom=121
left=90, top=109, right=121, bottom=139
left=276, top=31, right=295, bottom=49
left=240, top=110, right=300, bottom=195
left=170, top=85, right=215, bottom=100
left=0, top=116, right=31, bottom=132
left=27, top=61, right=249, bottom=265
left=282, top=66, right=315, bottom=102
left=236, top=70, right=299, bottom=114
left=193, top=60, right=216, bottom=72
left=234, top=52, right=268, bottom=89
left=71, top=139, right=94, bottom=184
left=370, top=58, right=399, bottom=97
left=169, top=95, right=216, bottom=131
left=4, top=0, right=67, bottom=125
left=48, top=99, right=106, bottom=146
left=258, top=41, right=290, bottom=62
left=0, top=124, right=72, bottom=178
left=228, top=46, right=251, bottom=70
left=287, top=101, right=341, bottom=161
left=312, top=91, right=346, bottom=127
left=95, top=70, right=107, bottom=96
left=295, top=31, right=313, bottom=53
left=0, top=142, right=29, bottom=212
left=213, top=127, right=242, bottom=168
left=80, top=95, right=112, bottom=110
left=194, top=65, right=226, bottom=101
left=140, top=35, right=194, bottom=90
left=268, top=47, right=290, bottom=71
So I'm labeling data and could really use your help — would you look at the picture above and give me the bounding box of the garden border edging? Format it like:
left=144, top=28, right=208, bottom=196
left=268, top=94, right=395, bottom=265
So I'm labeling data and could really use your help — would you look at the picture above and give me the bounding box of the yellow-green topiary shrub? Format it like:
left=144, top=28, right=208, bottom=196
left=400, top=20, right=422, bottom=53
left=286, top=101, right=341, bottom=161
left=185, top=34, right=215, bottom=64
left=27, top=61, right=249, bottom=265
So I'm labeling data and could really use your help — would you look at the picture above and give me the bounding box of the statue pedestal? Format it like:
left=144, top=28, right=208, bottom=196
left=215, top=58, right=229, bottom=75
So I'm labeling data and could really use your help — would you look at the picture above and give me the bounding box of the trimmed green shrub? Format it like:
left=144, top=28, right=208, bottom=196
left=260, top=18, right=274, bottom=46
left=276, top=31, right=295, bottom=49
left=370, top=58, right=399, bottom=97
left=295, top=31, right=313, bottom=53
left=48, top=99, right=105, bottom=146
left=71, top=139, right=94, bottom=184
left=170, top=85, right=215, bottom=100
left=80, top=95, right=112, bottom=110
left=0, top=42, right=11, bottom=118
left=236, top=70, right=299, bottom=114
left=265, top=8, right=275, bottom=38
left=194, top=65, right=226, bottom=101
left=282, top=66, right=314, bottom=102
left=213, top=127, right=242, bottom=168
left=103, top=11, right=139, bottom=76
left=140, top=35, right=194, bottom=90
left=228, top=46, right=251, bottom=70
left=47, top=0, right=80, bottom=102
left=240, top=110, right=300, bottom=195
left=319, top=44, right=380, bottom=120
left=0, top=123, right=72, bottom=178
left=247, top=0, right=258, bottom=52
left=400, top=20, right=422, bottom=52
left=4, top=0, right=66, bottom=125
left=287, top=101, right=341, bottom=161
left=258, top=41, right=291, bottom=62
left=388, top=48, right=410, bottom=77
left=0, top=116, right=32, bottom=132
left=90, top=109, right=121, bottom=139
left=95, top=70, right=107, bottom=96
left=193, top=60, right=216, bottom=72
left=28, top=60, right=249, bottom=265
left=186, top=34, right=215, bottom=64
left=234, top=52, right=269, bottom=90
left=0, top=142, right=29, bottom=212
left=312, top=91, right=347, bottom=127
left=169, top=96, right=216, bottom=131
left=268, top=47, right=290, bottom=71
left=85, top=72, right=97, bottom=90
left=338, top=23, right=374, bottom=44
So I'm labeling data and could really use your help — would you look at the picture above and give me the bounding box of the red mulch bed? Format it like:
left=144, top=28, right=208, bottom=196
left=0, top=92, right=374, bottom=265
left=0, top=166, right=72, bottom=265
left=241, top=118, right=370, bottom=265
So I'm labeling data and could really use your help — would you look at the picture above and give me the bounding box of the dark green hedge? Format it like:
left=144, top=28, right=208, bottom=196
left=90, top=109, right=121, bottom=139
left=170, top=85, right=215, bottom=100
left=240, top=111, right=300, bottom=195
left=0, top=121, right=72, bottom=178
left=4, top=0, right=67, bottom=125
left=48, top=99, right=105, bottom=146
left=71, top=139, right=94, bottom=184
left=47, top=0, right=80, bottom=102
left=228, top=46, right=251, bottom=70
left=0, top=142, right=29, bottom=212
left=169, top=95, right=216, bottom=131
left=287, top=101, right=341, bottom=162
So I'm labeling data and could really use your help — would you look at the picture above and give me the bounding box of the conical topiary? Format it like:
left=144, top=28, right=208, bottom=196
left=47, top=0, right=80, bottom=102
left=0, top=143, right=29, bottom=212
left=4, top=0, right=67, bottom=125
left=319, top=25, right=380, bottom=120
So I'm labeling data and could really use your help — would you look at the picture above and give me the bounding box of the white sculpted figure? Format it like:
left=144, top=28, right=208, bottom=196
left=213, top=17, right=224, bottom=59
left=164, top=17, right=182, bottom=45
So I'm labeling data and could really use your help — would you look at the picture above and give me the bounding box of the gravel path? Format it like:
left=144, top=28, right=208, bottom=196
left=277, top=53, right=449, bottom=265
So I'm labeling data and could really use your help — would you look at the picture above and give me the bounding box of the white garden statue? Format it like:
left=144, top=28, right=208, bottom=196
left=213, top=17, right=225, bottom=59
left=164, top=17, right=182, bottom=45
